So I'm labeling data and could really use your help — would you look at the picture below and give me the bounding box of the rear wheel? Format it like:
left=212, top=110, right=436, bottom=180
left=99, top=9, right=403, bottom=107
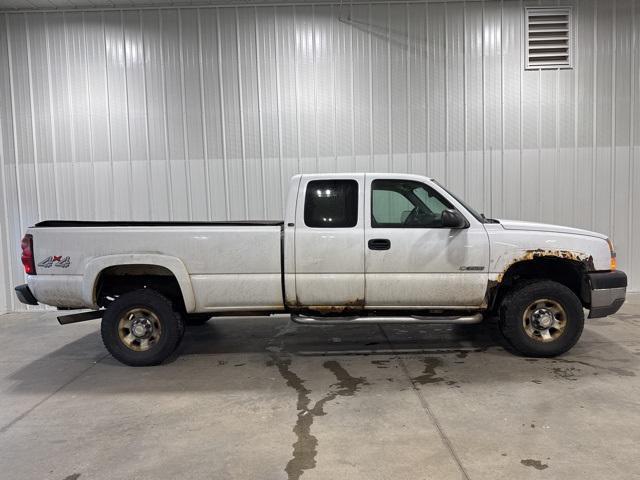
left=499, top=280, right=584, bottom=357
left=101, top=289, right=184, bottom=366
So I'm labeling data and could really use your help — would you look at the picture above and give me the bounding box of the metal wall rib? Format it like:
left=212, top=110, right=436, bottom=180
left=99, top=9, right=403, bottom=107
left=1, top=0, right=639, bottom=312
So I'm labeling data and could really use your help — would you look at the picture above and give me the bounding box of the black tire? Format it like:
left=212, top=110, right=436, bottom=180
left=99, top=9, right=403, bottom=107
left=499, top=280, right=584, bottom=357
left=185, top=314, right=212, bottom=326
left=101, top=289, right=185, bottom=366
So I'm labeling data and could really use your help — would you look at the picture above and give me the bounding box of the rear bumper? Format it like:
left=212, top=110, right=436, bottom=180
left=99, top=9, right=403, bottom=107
left=15, top=284, right=39, bottom=306
left=587, top=270, right=627, bottom=318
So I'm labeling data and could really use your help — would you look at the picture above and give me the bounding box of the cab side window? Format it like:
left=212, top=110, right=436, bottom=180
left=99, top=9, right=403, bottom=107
left=371, top=179, right=454, bottom=228
left=372, top=189, right=414, bottom=224
left=304, top=180, right=358, bottom=228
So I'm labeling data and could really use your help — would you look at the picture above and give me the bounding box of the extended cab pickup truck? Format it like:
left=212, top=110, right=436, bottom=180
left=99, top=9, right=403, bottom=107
left=16, top=173, right=627, bottom=366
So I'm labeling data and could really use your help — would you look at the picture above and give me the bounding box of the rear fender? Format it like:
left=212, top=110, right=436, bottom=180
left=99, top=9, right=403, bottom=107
left=82, top=254, right=196, bottom=312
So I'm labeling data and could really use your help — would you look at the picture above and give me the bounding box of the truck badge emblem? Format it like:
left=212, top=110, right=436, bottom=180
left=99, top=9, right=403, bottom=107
left=38, top=256, right=71, bottom=268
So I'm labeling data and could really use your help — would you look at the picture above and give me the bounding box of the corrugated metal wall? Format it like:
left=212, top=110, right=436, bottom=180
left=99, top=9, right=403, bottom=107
left=1, top=0, right=639, bottom=312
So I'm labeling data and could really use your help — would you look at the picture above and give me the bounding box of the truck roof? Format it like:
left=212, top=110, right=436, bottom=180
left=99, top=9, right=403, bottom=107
left=296, top=173, right=434, bottom=180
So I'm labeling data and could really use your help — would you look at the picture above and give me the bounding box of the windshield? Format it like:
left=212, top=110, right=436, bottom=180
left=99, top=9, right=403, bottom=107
left=432, top=180, right=497, bottom=224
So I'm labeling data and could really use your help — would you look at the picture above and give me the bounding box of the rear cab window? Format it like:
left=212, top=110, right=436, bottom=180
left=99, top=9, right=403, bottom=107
left=304, top=180, right=358, bottom=228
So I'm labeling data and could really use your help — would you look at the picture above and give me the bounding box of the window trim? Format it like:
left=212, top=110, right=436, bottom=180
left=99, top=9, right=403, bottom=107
left=370, top=179, right=457, bottom=229
left=303, top=179, right=359, bottom=229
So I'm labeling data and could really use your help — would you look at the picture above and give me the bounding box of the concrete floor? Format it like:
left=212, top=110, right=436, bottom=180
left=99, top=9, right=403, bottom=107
left=1, top=297, right=639, bottom=480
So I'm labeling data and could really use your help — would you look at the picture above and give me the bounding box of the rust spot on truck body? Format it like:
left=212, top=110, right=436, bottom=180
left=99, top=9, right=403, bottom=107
left=307, top=298, right=365, bottom=314
left=496, top=249, right=594, bottom=283
left=287, top=298, right=365, bottom=315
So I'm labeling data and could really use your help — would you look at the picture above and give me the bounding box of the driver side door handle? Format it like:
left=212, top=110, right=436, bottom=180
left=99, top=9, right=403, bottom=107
left=368, top=238, right=391, bottom=251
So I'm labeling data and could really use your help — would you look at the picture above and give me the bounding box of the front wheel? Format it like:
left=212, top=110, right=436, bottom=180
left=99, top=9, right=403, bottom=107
left=101, top=289, right=185, bottom=366
left=499, top=280, right=584, bottom=357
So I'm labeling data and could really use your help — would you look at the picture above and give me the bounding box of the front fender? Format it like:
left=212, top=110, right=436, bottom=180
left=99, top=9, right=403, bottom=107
left=82, top=254, right=196, bottom=312
left=488, top=229, right=612, bottom=276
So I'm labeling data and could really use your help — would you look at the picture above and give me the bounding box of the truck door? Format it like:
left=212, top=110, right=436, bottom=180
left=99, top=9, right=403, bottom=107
left=364, top=174, right=489, bottom=308
left=294, top=174, right=365, bottom=308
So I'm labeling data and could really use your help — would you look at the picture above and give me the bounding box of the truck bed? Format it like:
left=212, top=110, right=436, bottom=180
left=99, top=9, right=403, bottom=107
left=27, top=221, right=285, bottom=312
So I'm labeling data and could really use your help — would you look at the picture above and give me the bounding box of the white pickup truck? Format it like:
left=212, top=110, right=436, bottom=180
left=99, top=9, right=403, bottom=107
left=16, top=173, right=627, bottom=366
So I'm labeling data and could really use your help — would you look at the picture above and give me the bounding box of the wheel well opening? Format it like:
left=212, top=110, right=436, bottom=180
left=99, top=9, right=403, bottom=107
left=491, top=257, right=589, bottom=312
left=95, top=264, right=185, bottom=310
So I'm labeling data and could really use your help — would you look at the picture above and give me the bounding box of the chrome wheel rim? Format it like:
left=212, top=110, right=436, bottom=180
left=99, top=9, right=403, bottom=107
left=522, top=299, right=567, bottom=343
left=118, top=308, right=162, bottom=352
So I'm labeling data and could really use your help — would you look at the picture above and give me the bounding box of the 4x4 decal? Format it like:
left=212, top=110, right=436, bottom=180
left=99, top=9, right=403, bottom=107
left=38, top=256, right=71, bottom=268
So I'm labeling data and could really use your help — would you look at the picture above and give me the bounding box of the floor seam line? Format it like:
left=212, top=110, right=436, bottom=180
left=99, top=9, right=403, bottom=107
left=378, top=325, right=472, bottom=480
left=0, top=353, right=109, bottom=435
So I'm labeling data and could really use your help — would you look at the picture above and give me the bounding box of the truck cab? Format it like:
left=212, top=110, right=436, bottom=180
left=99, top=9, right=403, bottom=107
left=287, top=173, right=489, bottom=310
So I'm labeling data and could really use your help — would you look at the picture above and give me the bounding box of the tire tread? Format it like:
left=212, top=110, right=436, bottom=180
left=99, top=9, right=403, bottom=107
left=499, top=280, right=584, bottom=357
left=101, top=289, right=184, bottom=366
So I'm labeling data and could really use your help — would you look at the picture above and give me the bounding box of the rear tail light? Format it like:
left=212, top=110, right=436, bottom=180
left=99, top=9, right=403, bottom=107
left=21, top=234, right=36, bottom=275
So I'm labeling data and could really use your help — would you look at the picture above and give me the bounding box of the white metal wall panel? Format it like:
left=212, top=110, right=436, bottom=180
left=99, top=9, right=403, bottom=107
left=1, top=0, right=640, bottom=312
left=0, top=184, right=7, bottom=313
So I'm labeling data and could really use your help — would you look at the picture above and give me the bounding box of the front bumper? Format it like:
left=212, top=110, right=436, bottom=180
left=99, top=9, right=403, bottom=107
left=587, top=270, right=627, bottom=318
left=15, top=284, right=39, bottom=306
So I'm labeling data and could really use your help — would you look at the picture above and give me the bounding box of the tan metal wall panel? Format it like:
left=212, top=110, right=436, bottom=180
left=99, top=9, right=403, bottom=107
left=1, top=0, right=639, bottom=312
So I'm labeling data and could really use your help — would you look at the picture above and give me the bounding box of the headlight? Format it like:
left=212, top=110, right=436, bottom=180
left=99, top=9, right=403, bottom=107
left=607, top=238, right=617, bottom=270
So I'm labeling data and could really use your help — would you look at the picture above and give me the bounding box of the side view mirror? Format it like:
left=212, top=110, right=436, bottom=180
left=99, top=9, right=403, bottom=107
left=441, top=209, right=468, bottom=229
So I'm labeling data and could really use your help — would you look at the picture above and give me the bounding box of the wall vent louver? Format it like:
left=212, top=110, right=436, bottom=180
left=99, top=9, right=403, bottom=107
left=525, top=7, right=573, bottom=69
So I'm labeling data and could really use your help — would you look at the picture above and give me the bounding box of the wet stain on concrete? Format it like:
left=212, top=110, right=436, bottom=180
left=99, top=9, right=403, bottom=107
left=269, top=354, right=369, bottom=480
left=552, top=366, right=580, bottom=381
left=412, top=357, right=446, bottom=385
left=605, top=366, right=635, bottom=376
left=553, top=358, right=635, bottom=378
left=521, top=459, right=548, bottom=470
left=411, top=357, right=458, bottom=387
left=371, top=360, right=391, bottom=369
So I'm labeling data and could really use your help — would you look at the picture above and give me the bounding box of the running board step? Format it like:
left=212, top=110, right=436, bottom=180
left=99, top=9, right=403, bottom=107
left=291, top=313, right=483, bottom=325
left=58, top=310, right=104, bottom=325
